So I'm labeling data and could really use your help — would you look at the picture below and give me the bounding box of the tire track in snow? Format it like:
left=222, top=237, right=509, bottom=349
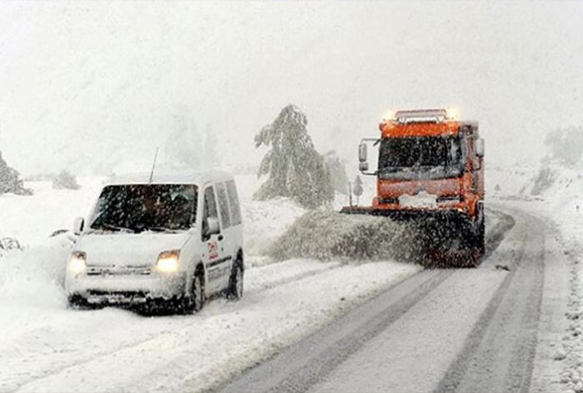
left=434, top=209, right=545, bottom=393
left=213, top=269, right=453, bottom=393
left=212, top=208, right=520, bottom=393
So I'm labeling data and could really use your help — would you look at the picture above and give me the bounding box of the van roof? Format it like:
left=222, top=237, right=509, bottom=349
left=105, top=170, right=234, bottom=186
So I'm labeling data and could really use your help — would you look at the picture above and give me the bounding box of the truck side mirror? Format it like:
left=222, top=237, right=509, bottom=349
left=358, top=143, right=368, bottom=163
left=476, top=138, right=485, bottom=157
left=73, top=217, right=85, bottom=236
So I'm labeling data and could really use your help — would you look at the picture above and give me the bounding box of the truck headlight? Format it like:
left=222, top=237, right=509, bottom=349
left=156, top=250, right=180, bottom=273
left=69, top=251, right=87, bottom=275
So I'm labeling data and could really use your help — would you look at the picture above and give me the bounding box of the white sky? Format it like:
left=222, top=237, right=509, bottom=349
left=1, top=1, right=582, bottom=175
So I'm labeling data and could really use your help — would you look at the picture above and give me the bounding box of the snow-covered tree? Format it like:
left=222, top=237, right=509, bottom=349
left=163, top=107, right=202, bottom=170
left=324, top=150, right=348, bottom=195
left=531, top=166, right=555, bottom=196
left=53, top=169, right=81, bottom=190
left=0, top=152, right=32, bottom=195
left=203, top=123, right=220, bottom=169
left=545, top=127, right=583, bottom=167
left=254, top=104, right=334, bottom=209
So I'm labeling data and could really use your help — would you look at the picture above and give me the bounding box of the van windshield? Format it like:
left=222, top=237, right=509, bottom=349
left=89, top=184, right=198, bottom=233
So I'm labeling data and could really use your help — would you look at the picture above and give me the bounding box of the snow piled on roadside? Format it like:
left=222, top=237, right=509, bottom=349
left=241, top=197, right=305, bottom=259
left=0, top=239, right=71, bottom=308
left=537, top=176, right=583, bottom=393
left=270, top=211, right=410, bottom=262
left=490, top=162, right=583, bottom=393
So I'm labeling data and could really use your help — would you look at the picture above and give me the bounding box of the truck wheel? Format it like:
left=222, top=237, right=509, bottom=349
left=478, top=222, right=486, bottom=255
left=227, top=260, right=244, bottom=301
left=475, top=205, right=486, bottom=255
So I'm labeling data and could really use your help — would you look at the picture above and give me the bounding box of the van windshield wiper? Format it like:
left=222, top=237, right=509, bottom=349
left=144, top=226, right=181, bottom=234
left=92, top=223, right=135, bottom=233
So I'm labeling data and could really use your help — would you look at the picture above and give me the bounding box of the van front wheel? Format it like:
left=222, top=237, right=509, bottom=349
left=189, top=274, right=205, bottom=313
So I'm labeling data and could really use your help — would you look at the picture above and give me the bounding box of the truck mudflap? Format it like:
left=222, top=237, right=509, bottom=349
left=340, top=206, right=483, bottom=268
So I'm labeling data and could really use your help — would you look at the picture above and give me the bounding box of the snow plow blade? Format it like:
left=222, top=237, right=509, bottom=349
left=269, top=209, right=482, bottom=267
left=339, top=207, right=483, bottom=267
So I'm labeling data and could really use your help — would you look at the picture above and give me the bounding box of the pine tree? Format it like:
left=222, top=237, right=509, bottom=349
left=203, top=123, right=220, bottom=169
left=254, top=105, right=334, bottom=209
left=164, top=107, right=201, bottom=170
left=545, top=127, right=583, bottom=167
left=53, top=170, right=81, bottom=190
left=0, top=152, right=32, bottom=195
left=324, top=150, right=349, bottom=194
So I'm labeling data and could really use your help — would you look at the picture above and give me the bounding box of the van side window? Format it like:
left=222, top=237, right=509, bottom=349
left=202, top=187, right=219, bottom=241
left=216, top=182, right=232, bottom=229
left=226, top=180, right=242, bottom=226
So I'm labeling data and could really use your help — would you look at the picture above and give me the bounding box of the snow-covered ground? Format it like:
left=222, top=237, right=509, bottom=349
left=4, top=161, right=583, bottom=393
left=487, top=161, right=583, bottom=393
left=0, top=173, right=420, bottom=393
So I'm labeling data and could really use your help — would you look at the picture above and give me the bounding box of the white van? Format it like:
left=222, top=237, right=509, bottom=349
left=65, top=171, right=244, bottom=313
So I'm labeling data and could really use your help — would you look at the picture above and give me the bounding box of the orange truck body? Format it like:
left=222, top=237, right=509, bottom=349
left=342, top=109, right=485, bottom=257
left=372, top=115, right=484, bottom=219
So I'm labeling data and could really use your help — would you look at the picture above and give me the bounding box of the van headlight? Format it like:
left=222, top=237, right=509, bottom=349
left=69, top=251, right=87, bottom=275
left=156, top=250, right=180, bottom=273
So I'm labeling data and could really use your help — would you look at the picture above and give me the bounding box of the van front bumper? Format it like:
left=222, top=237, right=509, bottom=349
left=66, top=273, right=188, bottom=304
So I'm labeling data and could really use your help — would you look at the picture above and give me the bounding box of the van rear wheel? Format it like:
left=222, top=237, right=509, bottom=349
left=227, top=261, right=244, bottom=300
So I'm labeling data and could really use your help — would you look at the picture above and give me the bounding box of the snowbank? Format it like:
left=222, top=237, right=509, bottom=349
left=241, top=197, right=305, bottom=258
left=269, top=211, right=412, bottom=262
left=489, top=158, right=583, bottom=393
left=0, top=237, right=72, bottom=309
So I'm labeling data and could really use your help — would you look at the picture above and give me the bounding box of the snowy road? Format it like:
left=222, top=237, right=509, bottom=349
left=214, top=207, right=569, bottom=393
left=1, top=205, right=569, bottom=393
left=0, top=252, right=419, bottom=393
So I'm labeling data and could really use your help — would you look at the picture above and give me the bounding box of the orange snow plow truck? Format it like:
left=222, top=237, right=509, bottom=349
left=341, top=109, right=485, bottom=266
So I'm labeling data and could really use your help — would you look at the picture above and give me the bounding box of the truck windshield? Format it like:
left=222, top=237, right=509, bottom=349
left=89, top=184, right=198, bottom=233
left=378, top=135, right=465, bottom=180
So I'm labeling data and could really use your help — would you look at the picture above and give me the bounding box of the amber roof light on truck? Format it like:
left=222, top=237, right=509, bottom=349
left=384, top=108, right=460, bottom=124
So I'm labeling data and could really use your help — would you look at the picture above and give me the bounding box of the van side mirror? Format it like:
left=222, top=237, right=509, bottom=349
left=205, top=217, right=220, bottom=237
left=476, top=138, right=485, bottom=157
left=358, top=143, right=368, bottom=162
left=73, top=217, right=85, bottom=236
left=359, top=162, right=369, bottom=172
